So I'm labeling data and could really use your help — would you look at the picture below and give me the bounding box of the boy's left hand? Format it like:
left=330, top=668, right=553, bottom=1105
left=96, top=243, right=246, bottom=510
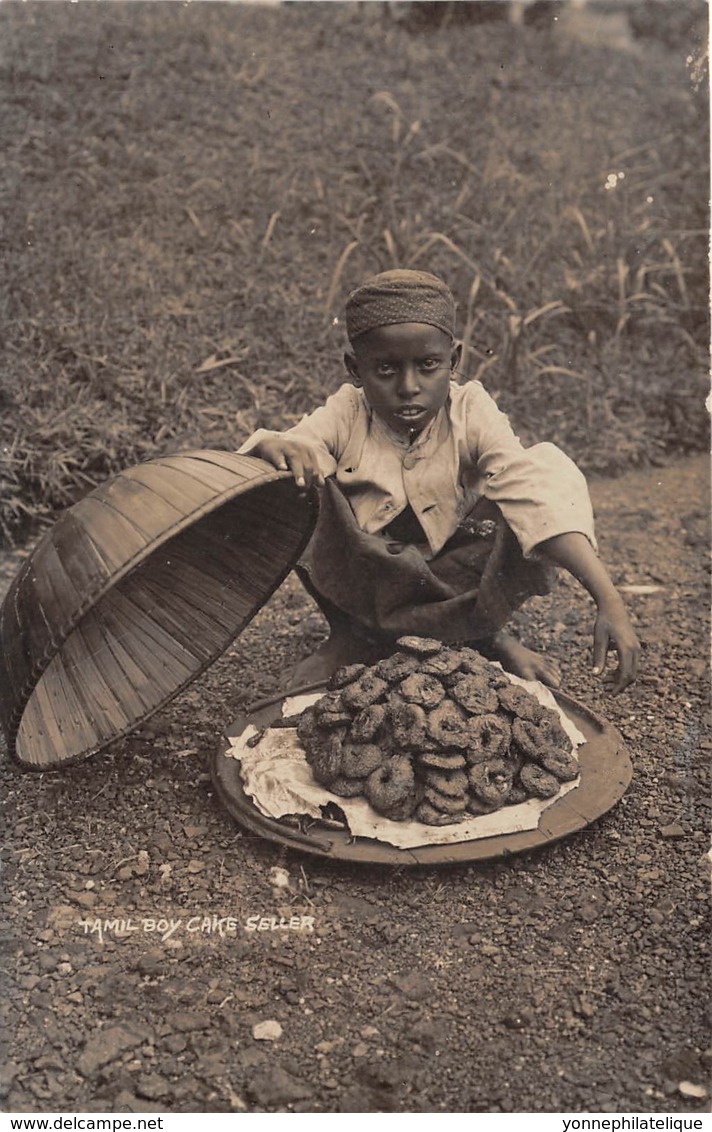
left=592, top=597, right=640, bottom=694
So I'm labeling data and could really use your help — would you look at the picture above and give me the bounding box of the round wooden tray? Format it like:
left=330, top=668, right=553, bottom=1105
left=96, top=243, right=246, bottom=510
left=213, top=685, right=633, bottom=866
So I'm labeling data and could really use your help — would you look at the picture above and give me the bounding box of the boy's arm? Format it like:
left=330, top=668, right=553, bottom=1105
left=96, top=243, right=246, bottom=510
left=460, top=384, right=638, bottom=693
left=237, top=384, right=359, bottom=489
left=461, top=383, right=598, bottom=556
left=536, top=531, right=640, bottom=694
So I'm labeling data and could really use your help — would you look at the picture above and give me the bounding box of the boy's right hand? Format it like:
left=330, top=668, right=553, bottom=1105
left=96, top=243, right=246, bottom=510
left=251, top=437, right=325, bottom=490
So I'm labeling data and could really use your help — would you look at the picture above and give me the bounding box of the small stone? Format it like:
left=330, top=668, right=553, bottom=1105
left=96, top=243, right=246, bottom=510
left=352, top=1043, right=368, bottom=1058
left=136, top=1073, right=169, bottom=1100
left=252, top=1020, right=283, bottom=1042
left=32, top=1056, right=62, bottom=1076
left=0, top=1061, right=19, bottom=1095
left=315, top=1040, right=341, bottom=1054
left=73, top=892, right=98, bottom=909
left=575, top=995, right=595, bottom=1018
left=165, top=1011, right=211, bottom=1033
left=183, top=824, right=208, bottom=839
left=196, top=1049, right=229, bottom=1078
left=247, top=1066, right=312, bottom=1107
left=662, top=1049, right=703, bottom=1084
left=679, top=1081, right=707, bottom=1099
left=134, top=851, right=150, bottom=878
left=648, top=909, right=665, bottom=925
left=577, top=899, right=604, bottom=923
left=360, top=1025, right=379, bottom=1039
left=390, top=972, right=432, bottom=1001
left=406, top=1018, right=447, bottom=1052
left=503, top=1009, right=532, bottom=1030
left=77, top=1024, right=147, bottom=1077
left=134, top=951, right=165, bottom=976
left=660, top=823, right=685, bottom=839
left=163, top=1035, right=187, bottom=1054
left=113, top=1091, right=142, bottom=1113
left=114, top=1089, right=164, bottom=1114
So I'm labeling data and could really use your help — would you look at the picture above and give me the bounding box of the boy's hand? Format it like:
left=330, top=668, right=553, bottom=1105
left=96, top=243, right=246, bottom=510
left=536, top=533, right=641, bottom=696
left=252, top=437, right=325, bottom=490
left=592, top=596, right=640, bottom=694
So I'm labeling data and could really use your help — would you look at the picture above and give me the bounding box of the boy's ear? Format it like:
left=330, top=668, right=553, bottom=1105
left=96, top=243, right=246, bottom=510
left=344, top=351, right=361, bottom=386
left=450, top=340, right=463, bottom=373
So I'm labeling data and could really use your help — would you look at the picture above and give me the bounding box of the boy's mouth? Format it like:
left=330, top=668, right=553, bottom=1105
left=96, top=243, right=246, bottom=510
left=393, top=405, right=427, bottom=420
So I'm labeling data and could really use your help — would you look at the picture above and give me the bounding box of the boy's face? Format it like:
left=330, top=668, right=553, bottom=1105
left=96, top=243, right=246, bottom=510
left=345, top=323, right=461, bottom=436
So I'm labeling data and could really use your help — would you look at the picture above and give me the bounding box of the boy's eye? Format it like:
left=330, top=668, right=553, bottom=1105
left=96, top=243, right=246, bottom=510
left=420, top=358, right=441, bottom=372
left=376, top=363, right=398, bottom=377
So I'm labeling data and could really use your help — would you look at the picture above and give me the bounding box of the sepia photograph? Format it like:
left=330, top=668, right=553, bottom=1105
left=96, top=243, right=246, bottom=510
left=0, top=0, right=709, bottom=1117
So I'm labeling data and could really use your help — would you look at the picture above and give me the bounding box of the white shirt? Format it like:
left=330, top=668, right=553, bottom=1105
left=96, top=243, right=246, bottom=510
left=239, top=381, right=596, bottom=560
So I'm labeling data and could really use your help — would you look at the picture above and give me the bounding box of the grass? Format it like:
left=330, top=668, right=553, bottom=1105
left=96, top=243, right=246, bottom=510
left=1, top=1, right=708, bottom=541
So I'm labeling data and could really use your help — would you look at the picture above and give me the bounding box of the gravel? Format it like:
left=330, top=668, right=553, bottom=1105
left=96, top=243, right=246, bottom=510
left=0, top=455, right=709, bottom=1113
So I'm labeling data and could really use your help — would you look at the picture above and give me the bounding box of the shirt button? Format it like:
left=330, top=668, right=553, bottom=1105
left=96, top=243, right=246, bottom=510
left=403, top=455, right=417, bottom=471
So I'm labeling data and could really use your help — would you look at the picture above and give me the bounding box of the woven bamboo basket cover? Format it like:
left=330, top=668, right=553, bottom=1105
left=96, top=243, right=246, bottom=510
left=0, top=451, right=316, bottom=770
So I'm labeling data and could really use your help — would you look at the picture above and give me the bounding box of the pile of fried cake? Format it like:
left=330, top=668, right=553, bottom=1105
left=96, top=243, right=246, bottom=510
left=296, top=636, right=578, bottom=826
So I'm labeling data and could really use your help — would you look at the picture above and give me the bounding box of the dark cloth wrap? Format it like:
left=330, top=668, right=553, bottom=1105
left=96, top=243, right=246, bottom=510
left=301, top=479, right=555, bottom=643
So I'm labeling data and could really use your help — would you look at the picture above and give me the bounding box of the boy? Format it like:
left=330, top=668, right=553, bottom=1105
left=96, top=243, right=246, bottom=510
left=239, top=269, right=639, bottom=693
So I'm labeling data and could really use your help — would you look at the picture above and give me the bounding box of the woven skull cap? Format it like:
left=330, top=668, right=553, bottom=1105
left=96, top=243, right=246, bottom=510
left=345, top=269, right=456, bottom=342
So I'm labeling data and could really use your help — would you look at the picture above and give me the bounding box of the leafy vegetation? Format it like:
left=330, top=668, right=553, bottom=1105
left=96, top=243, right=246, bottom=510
left=1, top=1, right=708, bottom=541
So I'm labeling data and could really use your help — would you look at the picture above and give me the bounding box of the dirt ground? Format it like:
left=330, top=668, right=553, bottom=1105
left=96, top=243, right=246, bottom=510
left=0, top=453, right=709, bottom=1114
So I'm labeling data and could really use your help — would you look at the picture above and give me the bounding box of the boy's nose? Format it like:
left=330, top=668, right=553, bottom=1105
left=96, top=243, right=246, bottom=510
left=398, top=365, right=421, bottom=397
